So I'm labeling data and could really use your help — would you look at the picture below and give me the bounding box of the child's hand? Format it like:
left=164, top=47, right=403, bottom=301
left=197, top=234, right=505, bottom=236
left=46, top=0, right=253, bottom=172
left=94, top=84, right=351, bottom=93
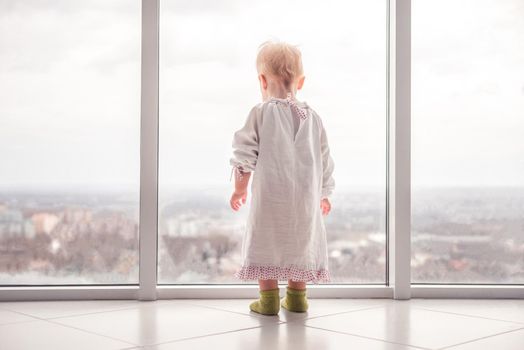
left=230, top=190, right=247, bottom=211
left=320, top=198, right=331, bottom=216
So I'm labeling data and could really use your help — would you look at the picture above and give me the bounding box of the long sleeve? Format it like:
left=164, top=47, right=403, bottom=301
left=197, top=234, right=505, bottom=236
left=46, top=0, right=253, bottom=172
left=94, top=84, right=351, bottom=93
left=229, top=106, right=260, bottom=181
left=320, top=118, right=335, bottom=199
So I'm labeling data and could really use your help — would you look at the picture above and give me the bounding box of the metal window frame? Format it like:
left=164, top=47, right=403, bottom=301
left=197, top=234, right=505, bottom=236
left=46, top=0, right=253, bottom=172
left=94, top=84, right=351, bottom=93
left=387, top=0, right=411, bottom=300
left=1, top=0, right=523, bottom=302
left=138, top=0, right=159, bottom=302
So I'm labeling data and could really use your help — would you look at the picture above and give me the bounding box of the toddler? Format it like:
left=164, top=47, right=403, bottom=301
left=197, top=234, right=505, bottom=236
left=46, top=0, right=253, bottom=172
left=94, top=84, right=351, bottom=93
left=229, top=40, right=335, bottom=316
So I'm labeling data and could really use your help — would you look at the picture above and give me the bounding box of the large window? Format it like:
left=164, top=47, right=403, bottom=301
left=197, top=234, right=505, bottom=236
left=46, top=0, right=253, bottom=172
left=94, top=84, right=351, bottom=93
left=3, top=0, right=522, bottom=298
left=0, top=1, right=141, bottom=284
left=412, top=0, right=524, bottom=283
left=158, top=0, right=387, bottom=284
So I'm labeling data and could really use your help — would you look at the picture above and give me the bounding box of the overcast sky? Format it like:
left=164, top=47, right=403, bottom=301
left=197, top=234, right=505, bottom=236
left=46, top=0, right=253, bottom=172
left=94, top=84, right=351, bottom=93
left=0, top=0, right=522, bottom=192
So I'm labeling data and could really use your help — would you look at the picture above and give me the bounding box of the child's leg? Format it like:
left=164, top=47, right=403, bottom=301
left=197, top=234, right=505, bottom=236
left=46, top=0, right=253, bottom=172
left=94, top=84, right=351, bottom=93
left=249, top=279, right=280, bottom=315
left=288, top=279, right=306, bottom=290
left=281, top=279, right=309, bottom=312
left=259, top=279, right=279, bottom=291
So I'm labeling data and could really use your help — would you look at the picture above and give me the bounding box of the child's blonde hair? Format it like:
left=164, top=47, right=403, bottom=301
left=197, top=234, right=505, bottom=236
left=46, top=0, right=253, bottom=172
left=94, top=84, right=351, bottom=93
left=256, top=40, right=304, bottom=88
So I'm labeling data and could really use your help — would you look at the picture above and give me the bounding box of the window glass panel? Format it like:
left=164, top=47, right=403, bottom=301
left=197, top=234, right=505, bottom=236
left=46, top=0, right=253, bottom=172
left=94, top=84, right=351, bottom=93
left=412, top=0, right=524, bottom=283
left=0, top=1, right=141, bottom=284
left=159, top=0, right=387, bottom=284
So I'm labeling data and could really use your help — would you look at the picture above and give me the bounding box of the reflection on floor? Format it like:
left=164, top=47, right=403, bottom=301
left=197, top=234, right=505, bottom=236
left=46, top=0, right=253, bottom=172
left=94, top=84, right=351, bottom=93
left=1, top=297, right=523, bottom=349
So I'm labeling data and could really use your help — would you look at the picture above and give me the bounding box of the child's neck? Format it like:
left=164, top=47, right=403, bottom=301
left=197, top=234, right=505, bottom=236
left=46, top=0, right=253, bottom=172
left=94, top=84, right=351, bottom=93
left=265, top=85, right=297, bottom=101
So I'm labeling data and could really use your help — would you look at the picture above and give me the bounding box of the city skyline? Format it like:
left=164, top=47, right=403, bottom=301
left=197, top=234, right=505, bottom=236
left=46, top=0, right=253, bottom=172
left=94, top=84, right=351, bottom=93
left=1, top=187, right=523, bottom=285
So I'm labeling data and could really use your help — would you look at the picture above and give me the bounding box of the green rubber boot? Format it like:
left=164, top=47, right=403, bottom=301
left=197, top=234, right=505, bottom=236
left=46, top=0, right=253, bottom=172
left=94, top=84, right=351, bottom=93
left=281, top=286, right=309, bottom=312
left=249, top=288, right=280, bottom=315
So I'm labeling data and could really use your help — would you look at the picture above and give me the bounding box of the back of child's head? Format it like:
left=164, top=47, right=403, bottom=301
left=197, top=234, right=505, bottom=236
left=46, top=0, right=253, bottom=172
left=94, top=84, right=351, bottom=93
left=256, top=40, right=304, bottom=89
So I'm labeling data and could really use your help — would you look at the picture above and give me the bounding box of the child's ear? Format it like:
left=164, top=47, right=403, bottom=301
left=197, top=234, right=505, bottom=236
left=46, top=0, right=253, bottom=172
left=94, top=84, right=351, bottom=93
left=297, top=75, right=306, bottom=90
left=258, top=74, right=268, bottom=90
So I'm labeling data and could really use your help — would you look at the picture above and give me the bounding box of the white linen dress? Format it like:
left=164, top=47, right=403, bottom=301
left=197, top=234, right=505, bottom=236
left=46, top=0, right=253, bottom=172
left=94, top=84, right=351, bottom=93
left=229, top=95, right=335, bottom=283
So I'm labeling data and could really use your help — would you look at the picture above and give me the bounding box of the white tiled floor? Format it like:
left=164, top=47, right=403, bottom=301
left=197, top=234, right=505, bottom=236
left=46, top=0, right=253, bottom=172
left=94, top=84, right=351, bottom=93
left=1, top=298, right=523, bottom=350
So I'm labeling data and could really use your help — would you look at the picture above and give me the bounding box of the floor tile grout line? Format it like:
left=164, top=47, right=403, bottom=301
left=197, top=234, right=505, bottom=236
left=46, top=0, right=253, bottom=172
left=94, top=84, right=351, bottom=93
left=0, top=306, right=142, bottom=323
left=184, top=302, right=388, bottom=323
left=0, top=299, right=385, bottom=324
left=0, top=319, right=47, bottom=327
left=183, top=301, right=319, bottom=322
left=51, top=301, right=284, bottom=347
left=285, top=305, right=389, bottom=323
left=45, top=301, right=180, bottom=320
left=182, top=302, right=283, bottom=320
left=5, top=300, right=523, bottom=349
left=1, top=300, right=284, bottom=347
left=44, top=318, right=141, bottom=347
left=413, top=306, right=524, bottom=325
left=145, top=324, right=274, bottom=347
left=0, top=300, right=178, bottom=322
left=437, top=326, right=524, bottom=350
left=303, top=324, right=432, bottom=350
left=0, top=307, right=139, bottom=347
left=49, top=306, right=152, bottom=320
left=0, top=310, right=46, bottom=325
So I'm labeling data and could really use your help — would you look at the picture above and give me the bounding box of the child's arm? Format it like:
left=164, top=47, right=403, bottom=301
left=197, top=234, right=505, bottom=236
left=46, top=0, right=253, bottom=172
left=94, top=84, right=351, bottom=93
left=234, top=169, right=251, bottom=193
left=229, top=106, right=260, bottom=210
left=230, top=170, right=251, bottom=211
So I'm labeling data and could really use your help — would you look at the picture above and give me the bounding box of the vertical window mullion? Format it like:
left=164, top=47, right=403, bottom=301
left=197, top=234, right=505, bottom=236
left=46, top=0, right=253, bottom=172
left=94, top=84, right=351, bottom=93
left=388, top=0, right=411, bottom=299
left=139, top=0, right=160, bottom=301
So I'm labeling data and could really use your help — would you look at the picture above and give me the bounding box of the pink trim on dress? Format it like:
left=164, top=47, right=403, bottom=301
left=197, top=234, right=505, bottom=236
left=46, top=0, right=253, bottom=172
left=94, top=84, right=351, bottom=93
left=235, top=265, right=331, bottom=284
left=286, top=92, right=308, bottom=120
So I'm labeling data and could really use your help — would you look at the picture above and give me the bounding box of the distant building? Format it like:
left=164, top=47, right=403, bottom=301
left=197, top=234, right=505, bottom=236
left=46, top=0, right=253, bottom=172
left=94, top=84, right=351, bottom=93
left=0, top=207, right=35, bottom=238
left=63, top=208, right=93, bottom=223
left=31, top=213, right=60, bottom=235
